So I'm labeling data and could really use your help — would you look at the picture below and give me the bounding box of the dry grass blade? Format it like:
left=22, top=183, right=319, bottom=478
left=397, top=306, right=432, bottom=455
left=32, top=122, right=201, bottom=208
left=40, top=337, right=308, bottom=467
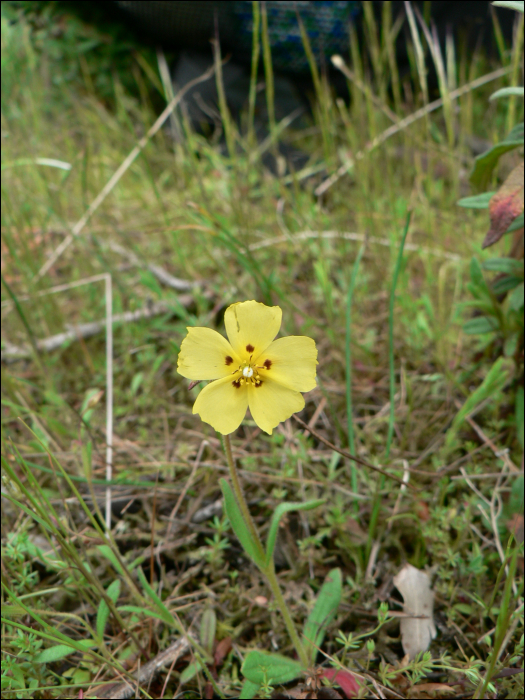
left=315, top=64, right=510, bottom=196
left=35, top=63, right=217, bottom=281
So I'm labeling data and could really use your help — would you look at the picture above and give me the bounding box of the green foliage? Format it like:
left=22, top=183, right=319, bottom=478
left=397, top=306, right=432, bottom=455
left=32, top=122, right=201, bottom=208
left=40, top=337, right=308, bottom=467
left=469, top=123, right=524, bottom=189
left=302, top=568, right=342, bottom=664
left=241, top=650, right=303, bottom=686
left=265, top=498, right=325, bottom=566
left=2, top=0, right=524, bottom=697
left=220, top=478, right=264, bottom=567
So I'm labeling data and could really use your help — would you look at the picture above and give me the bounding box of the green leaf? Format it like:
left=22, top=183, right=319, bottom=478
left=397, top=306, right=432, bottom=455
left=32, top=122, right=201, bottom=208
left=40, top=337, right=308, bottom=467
left=481, top=258, right=524, bottom=274
left=96, top=545, right=124, bottom=577
left=219, top=478, right=264, bottom=567
left=516, top=386, right=524, bottom=450
left=493, top=275, right=523, bottom=295
left=241, top=650, right=303, bottom=685
left=180, top=660, right=203, bottom=684
left=490, top=87, right=524, bottom=100
left=136, top=567, right=175, bottom=627
left=445, top=358, right=513, bottom=448
left=470, top=123, right=524, bottom=189
left=35, top=639, right=97, bottom=664
left=457, top=192, right=495, bottom=209
left=265, top=499, right=325, bottom=567
left=96, top=579, right=120, bottom=639
left=463, top=316, right=499, bottom=334
left=302, top=568, right=342, bottom=664
left=117, top=605, right=172, bottom=623
left=492, top=0, right=524, bottom=11
left=240, top=680, right=261, bottom=699
left=504, top=333, right=519, bottom=357
left=470, top=257, right=491, bottom=293
left=509, top=282, right=524, bottom=310
left=200, top=608, right=216, bottom=654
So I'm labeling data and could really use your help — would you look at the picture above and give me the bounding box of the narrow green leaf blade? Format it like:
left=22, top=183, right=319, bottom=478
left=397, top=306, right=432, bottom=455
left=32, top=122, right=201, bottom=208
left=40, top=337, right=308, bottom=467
left=463, top=316, right=499, bottom=335
left=241, top=650, right=303, bottom=685
left=457, top=192, right=495, bottom=209
left=200, top=608, right=216, bottom=654
left=180, top=660, right=203, bottom=684
left=265, top=499, right=325, bottom=566
left=219, top=478, right=264, bottom=567
left=117, top=605, right=171, bottom=623
left=136, top=567, right=175, bottom=627
left=490, top=86, right=524, bottom=100
left=302, top=568, right=342, bottom=664
left=445, top=358, right=513, bottom=448
left=470, top=123, right=524, bottom=189
left=96, top=579, right=120, bottom=639
left=509, top=282, right=524, bottom=310
left=481, top=258, right=524, bottom=274
left=492, top=275, right=522, bottom=295
left=35, top=640, right=97, bottom=664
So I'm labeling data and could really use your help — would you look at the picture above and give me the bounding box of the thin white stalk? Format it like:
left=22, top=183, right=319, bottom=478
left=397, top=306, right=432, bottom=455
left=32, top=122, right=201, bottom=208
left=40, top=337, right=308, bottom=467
left=105, top=274, right=113, bottom=533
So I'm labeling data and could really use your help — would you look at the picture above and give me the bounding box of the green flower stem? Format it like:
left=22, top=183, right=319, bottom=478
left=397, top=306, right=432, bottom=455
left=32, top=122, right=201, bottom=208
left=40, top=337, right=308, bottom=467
left=222, top=434, right=309, bottom=668
left=263, top=559, right=310, bottom=668
left=223, top=434, right=265, bottom=562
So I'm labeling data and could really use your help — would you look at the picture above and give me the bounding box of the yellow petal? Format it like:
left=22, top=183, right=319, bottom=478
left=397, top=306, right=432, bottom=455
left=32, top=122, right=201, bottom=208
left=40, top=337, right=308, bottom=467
left=224, top=300, right=282, bottom=360
left=257, top=336, right=318, bottom=392
left=193, top=375, right=249, bottom=434
left=177, top=327, right=240, bottom=380
left=247, top=378, right=305, bottom=435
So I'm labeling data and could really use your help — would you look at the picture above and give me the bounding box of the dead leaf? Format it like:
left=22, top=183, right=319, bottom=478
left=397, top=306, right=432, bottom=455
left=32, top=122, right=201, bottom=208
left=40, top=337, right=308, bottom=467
left=393, top=564, right=437, bottom=660
left=407, top=682, right=456, bottom=698
left=213, top=636, right=232, bottom=667
left=483, top=162, right=524, bottom=248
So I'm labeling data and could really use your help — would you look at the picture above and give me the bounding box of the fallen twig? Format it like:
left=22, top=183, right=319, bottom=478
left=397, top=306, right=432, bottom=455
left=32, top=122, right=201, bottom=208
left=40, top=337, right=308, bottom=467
left=293, top=414, right=418, bottom=491
left=94, top=635, right=194, bottom=699
left=2, top=293, right=203, bottom=362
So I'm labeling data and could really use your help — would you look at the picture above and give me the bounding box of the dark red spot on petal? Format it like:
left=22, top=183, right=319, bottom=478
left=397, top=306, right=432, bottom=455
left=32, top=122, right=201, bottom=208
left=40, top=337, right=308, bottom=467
left=254, top=380, right=263, bottom=387
left=263, top=359, right=272, bottom=369
left=225, top=355, right=233, bottom=366
left=232, top=380, right=241, bottom=388
left=246, top=344, right=255, bottom=353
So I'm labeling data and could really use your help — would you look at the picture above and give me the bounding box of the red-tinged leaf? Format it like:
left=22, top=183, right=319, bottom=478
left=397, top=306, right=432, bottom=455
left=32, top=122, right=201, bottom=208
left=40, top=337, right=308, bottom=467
left=214, top=637, right=232, bottom=667
left=321, top=668, right=360, bottom=698
left=483, top=162, right=524, bottom=248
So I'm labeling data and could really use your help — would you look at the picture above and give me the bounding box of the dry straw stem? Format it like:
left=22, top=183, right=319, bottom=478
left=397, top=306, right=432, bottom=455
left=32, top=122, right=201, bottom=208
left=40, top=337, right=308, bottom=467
left=248, top=230, right=462, bottom=261
left=35, top=63, right=217, bottom=281
left=95, top=634, right=195, bottom=699
left=2, top=291, right=209, bottom=361
left=316, top=62, right=510, bottom=196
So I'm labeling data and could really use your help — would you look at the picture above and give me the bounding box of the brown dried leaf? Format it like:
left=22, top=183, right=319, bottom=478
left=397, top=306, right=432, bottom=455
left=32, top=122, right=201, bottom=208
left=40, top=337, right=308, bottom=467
left=483, top=162, right=524, bottom=248
left=407, top=682, right=456, bottom=698
left=393, top=564, right=437, bottom=660
left=213, top=636, right=232, bottom=667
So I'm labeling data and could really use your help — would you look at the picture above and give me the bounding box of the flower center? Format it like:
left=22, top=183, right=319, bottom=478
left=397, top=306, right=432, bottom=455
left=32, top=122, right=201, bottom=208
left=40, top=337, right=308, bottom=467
left=228, top=349, right=273, bottom=389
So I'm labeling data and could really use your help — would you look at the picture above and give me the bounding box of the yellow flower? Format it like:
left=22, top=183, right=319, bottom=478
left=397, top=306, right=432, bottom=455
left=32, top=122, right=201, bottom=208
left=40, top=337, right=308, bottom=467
left=177, top=300, right=318, bottom=435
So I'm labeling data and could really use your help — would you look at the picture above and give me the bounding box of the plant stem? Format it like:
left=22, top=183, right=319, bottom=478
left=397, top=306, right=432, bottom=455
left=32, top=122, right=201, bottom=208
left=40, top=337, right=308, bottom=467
left=222, top=433, right=309, bottom=668
left=223, top=434, right=265, bottom=561
left=263, top=560, right=310, bottom=668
